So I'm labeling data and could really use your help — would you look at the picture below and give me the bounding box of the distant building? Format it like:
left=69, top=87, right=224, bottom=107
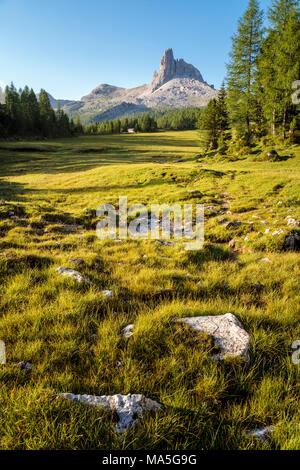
left=127, top=128, right=135, bottom=133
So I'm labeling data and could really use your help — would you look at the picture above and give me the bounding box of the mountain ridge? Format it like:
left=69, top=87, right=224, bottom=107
left=44, top=49, right=218, bottom=122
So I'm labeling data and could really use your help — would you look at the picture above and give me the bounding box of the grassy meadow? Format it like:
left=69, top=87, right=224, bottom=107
left=0, top=130, right=299, bottom=450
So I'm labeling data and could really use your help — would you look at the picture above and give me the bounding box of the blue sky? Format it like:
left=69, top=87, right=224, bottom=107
left=1, top=0, right=272, bottom=100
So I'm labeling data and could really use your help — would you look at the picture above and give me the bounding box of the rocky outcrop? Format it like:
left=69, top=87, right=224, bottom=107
left=151, top=48, right=204, bottom=92
left=58, top=393, right=162, bottom=433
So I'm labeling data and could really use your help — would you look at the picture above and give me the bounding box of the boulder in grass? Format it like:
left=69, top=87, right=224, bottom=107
left=56, top=267, right=90, bottom=284
left=177, top=313, right=250, bottom=361
left=58, top=393, right=162, bottom=433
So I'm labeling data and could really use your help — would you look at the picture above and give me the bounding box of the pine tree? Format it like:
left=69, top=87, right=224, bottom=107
left=226, top=0, right=264, bottom=141
left=74, top=113, right=83, bottom=134
left=198, top=98, right=219, bottom=150
left=38, top=89, right=56, bottom=136
left=216, top=84, right=229, bottom=135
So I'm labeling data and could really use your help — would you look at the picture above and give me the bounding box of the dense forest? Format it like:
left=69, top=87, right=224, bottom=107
left=198, top=0, right=300, bottom=150
left=0, top=0, right=299, bottom=143
left=0, top=85, right=83, bottom=138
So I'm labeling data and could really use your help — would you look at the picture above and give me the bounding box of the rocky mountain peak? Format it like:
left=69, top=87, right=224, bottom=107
left=151, top=48, right=205, bottom=92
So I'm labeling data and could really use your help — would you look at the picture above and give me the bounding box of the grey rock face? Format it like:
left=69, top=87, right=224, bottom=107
left=151, top=48, right=204, bottom=92
left=58, top=393, right=162, bottom=433
left=177, top=313, right=250, bottom=360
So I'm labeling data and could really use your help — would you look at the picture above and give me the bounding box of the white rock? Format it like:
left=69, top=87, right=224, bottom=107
left=259, top=257, right=272, bottom=263
left=246, top=426, right=274, bottom=441
left=177, top=313, right=250, bottom=361
left=58, top=393, right=162, bottom=433
left=272, top=229, right=284, bottom=236
left=265, top=229, right=270, bottom=234
left=101, top=290, right=114, bottom=298
left=56, top=267, right=90, bottom=283
left=287, top=217, right=299, bottom=227
left=121, top=324, right=134, bottom=338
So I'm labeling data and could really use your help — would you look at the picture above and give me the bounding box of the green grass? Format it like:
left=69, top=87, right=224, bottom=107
left=0, top=130, right=299, bottom=450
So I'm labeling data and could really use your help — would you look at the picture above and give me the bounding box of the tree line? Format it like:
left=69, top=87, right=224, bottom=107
left=82, top=107, right=203, bottom=135
left=198, top=0, right=300, bottom=150
left=0, top=84, right=82, bottom=138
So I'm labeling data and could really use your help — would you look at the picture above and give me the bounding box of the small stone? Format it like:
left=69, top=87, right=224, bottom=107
left=225, top=221, right=242, bottom=229
left=70, top=258, right=85, bottom=266
left=121, top=324, right=134, bottom=338
left=56, top=267, right=90, bottom=284
left=265, top=229, right=270, bottom=234
left=246, top=426, right=274, bottom=441
left=259, top=257, right=272, bottom=263
left=158, top=241, right=175, bottom=246
left=286, top=217, right=299, bottom=227
left=228, top=239, right=237, bottom=249
left=18, top=361, right=33, bottom=372
left=272, top=229, right=284, bottom=236
left=188, top=190, right=201, bottom=195
left=101, top=290, right=114, bottom=298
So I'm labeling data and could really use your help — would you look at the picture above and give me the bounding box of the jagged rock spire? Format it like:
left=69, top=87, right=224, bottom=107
left=151, top=48, right=204, bottom=92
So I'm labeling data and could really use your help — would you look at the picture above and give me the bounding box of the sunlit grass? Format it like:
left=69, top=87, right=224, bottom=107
left=0, top=130, right=299, bottom=449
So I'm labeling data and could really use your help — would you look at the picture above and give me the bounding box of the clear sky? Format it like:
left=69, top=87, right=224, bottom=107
left=1, top=0, right=273, bottom=100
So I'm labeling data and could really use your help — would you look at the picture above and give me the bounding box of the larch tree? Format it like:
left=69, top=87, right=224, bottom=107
left=226, top=0, right=264, bottom=142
